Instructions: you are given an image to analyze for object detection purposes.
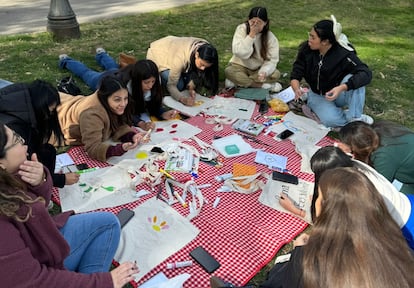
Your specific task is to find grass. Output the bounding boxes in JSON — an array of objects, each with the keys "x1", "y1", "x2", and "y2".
[{"x1": 1, "y1": 0, "x2": 412, "y2": 285}]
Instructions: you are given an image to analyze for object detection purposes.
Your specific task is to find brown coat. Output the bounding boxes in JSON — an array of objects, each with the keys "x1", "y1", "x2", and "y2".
[{"x1": 57, "y1": 92, "x2": 134, "y2": 161}]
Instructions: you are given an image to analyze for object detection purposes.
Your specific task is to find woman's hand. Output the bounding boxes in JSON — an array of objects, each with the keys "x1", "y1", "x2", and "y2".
[
  {"x1": 248, "y1": 18, "x2": 266, "y2": 37},
  {"x1": 293, "y1": 233, "x2": 310, "y2": 247},
  {"x1": 162, "y1": 110, "x2": 178, "y2": 120},
  {"x1": 18, "y1": 153, "x2": 45, "y2": 186},
  {"x1": 179, "y1": 96, "x2": 195, "y2": 106},
  {"x1": 279, "y1": 193, "x2": 305, "y2": 218},
  {"x1": 325, "y1": 83, "x2": 348, "y2": 101},
  {"x1": 139, "y1": 121, "x2": 155, "y2": 131},
  {"x1": 65, "y1": 172, "x2": 80, "y2": 185},
  {"x1": 111, "y1": 261, "x2": 139, "y2": 288}
]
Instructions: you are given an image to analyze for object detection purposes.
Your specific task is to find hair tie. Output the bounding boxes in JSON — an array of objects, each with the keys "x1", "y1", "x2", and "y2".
[{"x1": 331, "y1": 15, "x2": 354, "y2": 51}]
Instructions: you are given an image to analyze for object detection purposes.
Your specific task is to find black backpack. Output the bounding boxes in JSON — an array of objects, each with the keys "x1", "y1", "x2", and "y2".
[{"x1": 57, "y1": 76, "x2": 82, "y2": 95}]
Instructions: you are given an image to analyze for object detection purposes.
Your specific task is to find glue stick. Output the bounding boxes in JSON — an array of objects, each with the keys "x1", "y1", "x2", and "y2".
[{"x1": 166, "y1": 260, "x2": 193, "y2": 269}]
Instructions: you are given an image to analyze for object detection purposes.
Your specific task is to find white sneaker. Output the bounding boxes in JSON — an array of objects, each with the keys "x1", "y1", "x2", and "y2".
[
  {"x1": 59, "y1": 54, "x2": 69, "y2": 61},
  {"x1": 352, "y1": 114, "x2": 374, "y2": 125},
  {"x1": 262, "y1": 82, "x2": 282, "y2": 92},
  {"x1": 96, "y1": 47, "x2": 106, "y2": 54},
  {"x1": 225, "y1": 79, "x2": 235, "y2": 88}
]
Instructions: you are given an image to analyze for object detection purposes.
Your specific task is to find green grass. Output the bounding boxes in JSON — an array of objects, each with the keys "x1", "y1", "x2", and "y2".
[{"x1": 1, "y1": 0, "x2": 413, "y2": 285}]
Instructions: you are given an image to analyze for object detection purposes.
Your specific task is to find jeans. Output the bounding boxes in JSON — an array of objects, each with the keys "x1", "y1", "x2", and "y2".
[
  {"x1": 59, "y1": 52, "x2": 118, "y2": 91},
  {"x1": 307, "y1": 74, "x2": 366, "y2": 127},
  {"x1": 160, "y1": 69, "x2": 189, "y2": 91},
  {"x1": 60, "y1": 211, "x2": 121, "y2": 273},
  {"x1": 0, "y1": 79, "x2": 13, "y2": 89}
]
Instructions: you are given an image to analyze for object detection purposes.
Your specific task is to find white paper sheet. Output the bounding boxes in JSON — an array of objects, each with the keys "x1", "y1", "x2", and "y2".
[{"x1": 203, "y1": 96, "x2": 256, "y2": 119}]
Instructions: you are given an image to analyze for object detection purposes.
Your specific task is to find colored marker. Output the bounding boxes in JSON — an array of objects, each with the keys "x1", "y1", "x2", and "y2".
[
  {"x1": 143, "y1": 128, "x2": 152, "y2": 141},
  {"x1": 159, "y1": 168, "x2": 176, "y2": 180},
  {"x1": 76, "y1": 167, "x2": 98, "y2": 174}
]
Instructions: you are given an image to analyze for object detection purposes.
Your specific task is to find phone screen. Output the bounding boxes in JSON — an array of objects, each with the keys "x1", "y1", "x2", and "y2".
[
  {"x1": 190, "y1": 246, "x2": 220, "y2": 273},
  {"x1": 277, "y1": 129, "x2": 294, "y2": 140}
]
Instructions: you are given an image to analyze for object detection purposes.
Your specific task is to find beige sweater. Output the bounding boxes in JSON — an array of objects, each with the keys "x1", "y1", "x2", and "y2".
[
  {"x1": 146, "y1": 35, "x2": 207, "y2": 100},
  {"x1": 57, "y1": 92, "x2": 134, "y2": 161},
  {"x1": 229, "y1": 23, "x2": 279, "y2": 76}
]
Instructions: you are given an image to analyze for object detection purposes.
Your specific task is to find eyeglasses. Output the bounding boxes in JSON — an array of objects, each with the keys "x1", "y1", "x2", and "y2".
[{"x1": 4, "y1": 131, "x2": 25, "y2": 151}]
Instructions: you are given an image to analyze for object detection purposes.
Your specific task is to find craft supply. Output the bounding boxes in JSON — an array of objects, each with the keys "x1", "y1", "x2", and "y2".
[
  {"x1": 159, "y1": 168, "x2": 176, "y2": 180},
  {"x1": 166, "y1": 260, "x2": 193, "y2": 269},
  {"x1": 76, "y1": 167, "x2": 98, "y2": 174},
  {"x1": 197, "y1": 184, "x2": 212, "y2": 189},
  {"x1": 213, "y1": 196, "x2": 220, "y2": 208},
  {"x1": 174, "y1": 191, "x2": 188, "y2": 208},
  {"x1": 143, "y1": 128, "x2": 152, "y2": 141},
  {"x1": 214, "y1": 173, "x2": 233, "y2": 182}
]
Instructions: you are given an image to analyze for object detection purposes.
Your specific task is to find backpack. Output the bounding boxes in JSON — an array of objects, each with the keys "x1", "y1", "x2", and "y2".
[{"x1": 57, "y1": 76, "x2": 82, "y2": 95}]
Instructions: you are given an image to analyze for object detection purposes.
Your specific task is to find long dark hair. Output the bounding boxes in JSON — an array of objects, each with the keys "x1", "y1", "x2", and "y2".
[
  {"x1": 303, "y1": 167, "x2": 414, "y2": 288},
  {"x1": 0, "y1": 123, "x2": 44, "y2": 222},
  {"x1": 245, "y1": 6, "x2": 270, "y2": 60},
  {"x1": 28, "y1": 80, "x2": 64, "y2": 148},
  {"x1": 120, "y1": 59, "x2": 163, "y2": 116},
  {"x1": 310, "y1": 146, "x2": 354, "y2": 220},
  {"x1": 189, "y1": 43, "x2": 219, "y2": 94},
  {"x1": 97, "y1": 75, "x2": 132, "y2": 132}
]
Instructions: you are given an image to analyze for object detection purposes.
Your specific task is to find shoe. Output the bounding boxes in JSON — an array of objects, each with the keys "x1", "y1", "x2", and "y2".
[
  {"x1": 96, "y1": 47, "x2": 106, "y2": 54},
  {"x1": 58, "y1": 54, "x2": 69, "y2": 69},
  {"x1": 225, "y1": 79, "x2": 235, "y2": 88},
  {"x1": 59, "y1": 54, "x2": 69, "y2": 61},
  {"x1": 262, "y1": 82, "x2": 282, "y2": 93},
  {"x1": 351, "y1": 114, "x2": 374, "y2": 125}
]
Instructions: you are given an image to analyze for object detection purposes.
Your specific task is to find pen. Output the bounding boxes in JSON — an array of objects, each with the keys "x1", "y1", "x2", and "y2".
[
  {"x1": 238, "y1": 108, "x2": 248, "y2": 111},
  {"x1": 143, "y1": 128, "x2": 152, "y2": 141},
  {"x1": 76, "y1": 167, "x2": 98, "y2": 174},
  {"x1": 159, "y1": 168, "x2": 176, "y2": 180},
  {"x1": 174, "y1": 191, "x2": 188, "y2": 208}
]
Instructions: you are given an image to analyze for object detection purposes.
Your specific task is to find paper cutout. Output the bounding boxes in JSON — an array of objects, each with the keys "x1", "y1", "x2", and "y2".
[
  {"x1": 212, "y1": 134, "x2": 255, "y2": 158},
  {"x1": 114, "y1": 198, "x2": 199, "y2": 283}
]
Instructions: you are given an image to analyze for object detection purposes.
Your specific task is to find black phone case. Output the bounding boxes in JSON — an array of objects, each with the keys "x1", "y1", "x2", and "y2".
[
  {"x1": 272, "y1": 171, "x2": 299, "y2": 185},
  {"x1": 117, "y1": 208, "x2": 135, "y2": 228},
  {"x1": 190, "y1": 246, "x2": 220, "y2": 273},
  {"x1": 277, "y1": 129, "x2": 294, "y2": 140}
]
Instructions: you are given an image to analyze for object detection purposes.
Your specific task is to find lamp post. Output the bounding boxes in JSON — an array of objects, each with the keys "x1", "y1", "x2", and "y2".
[{"x1": 47, "y1": 0, "x2": 80, "y2": 41}]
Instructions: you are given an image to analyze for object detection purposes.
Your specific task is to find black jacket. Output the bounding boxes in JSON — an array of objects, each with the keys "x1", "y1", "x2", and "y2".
[
  {"x1": 290, "y1": 42, "x2": 372, "y2": 95},
  {"x1": 0, "y1": 83, "x2": 65, "y2": 188}
]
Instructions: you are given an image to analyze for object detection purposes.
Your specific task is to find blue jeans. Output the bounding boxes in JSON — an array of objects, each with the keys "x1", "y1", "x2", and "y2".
[
  {"x1": 59, "y1": 52, "x2": 118, "y2": 91},
  {"x1": 60, "y1": 211, "x2": 121, "y2": 273},
  {"x1": 0, "y1": 79, "x2": 13, "y2": 89},
  {"x1": 160, "y1": 69, "x2": 190, "y2": 91},
  {"x1": 307, "y1": 74, "x2": 366, "y2": 127}
]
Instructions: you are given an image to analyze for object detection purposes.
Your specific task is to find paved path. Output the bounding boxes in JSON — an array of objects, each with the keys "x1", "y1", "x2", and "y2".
[{"x1": 0, "y1": 0, "x2": 206, "y2": 35}]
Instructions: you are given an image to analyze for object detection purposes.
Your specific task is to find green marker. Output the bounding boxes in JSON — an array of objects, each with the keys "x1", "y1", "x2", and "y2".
[{"x1": 76, "y1": 167, "x2": 98, "y2": 174}]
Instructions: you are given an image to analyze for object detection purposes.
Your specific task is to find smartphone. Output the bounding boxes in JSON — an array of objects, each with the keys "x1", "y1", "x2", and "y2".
[
  {"x1": 258, "y1": 100, "x2": 269, "y2": 114},
  {"x1": 116, "y1": 208, "x2": 135, "y2": 228},
  {"x1": 277, "y1": 129, "x2": 294, "y2": 140},
  {"x1": 272, "y1": 171, "x2": 299, "y2": 185},
  {"x1": 190, "y1": 246, "x2": 220, "y2": 273}
]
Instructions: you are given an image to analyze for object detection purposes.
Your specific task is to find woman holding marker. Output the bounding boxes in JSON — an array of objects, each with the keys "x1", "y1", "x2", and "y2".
[{"x1": 56, "y1": 74, "x2": 149, "y2": 162}]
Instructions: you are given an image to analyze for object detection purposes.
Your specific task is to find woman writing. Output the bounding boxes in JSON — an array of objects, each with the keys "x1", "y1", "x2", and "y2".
[
  {"x1": 290, "y1": 15, "x2": 373, "y2": 128},
  {"x1": 0, "y1": 79, "x2": 79, "y2": 187},
  {"x1": 0, "y1": 123, "x2": 138, "y2": 287},
  {"x1": 59, "y1": 50, "x2": 177, "y2": 131},
  {"x1": 57, "y1": 74, "x2": 148, "y2": 162},
  {"x1": 338, "y1": 120, "x2": 414, "y2": 194},
  {"x1": 225, "y1": 6, "x2": 281, "y2": 92},
  {"x1": 146, "y1": 35, "x2": 219, "y2": 106}
]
